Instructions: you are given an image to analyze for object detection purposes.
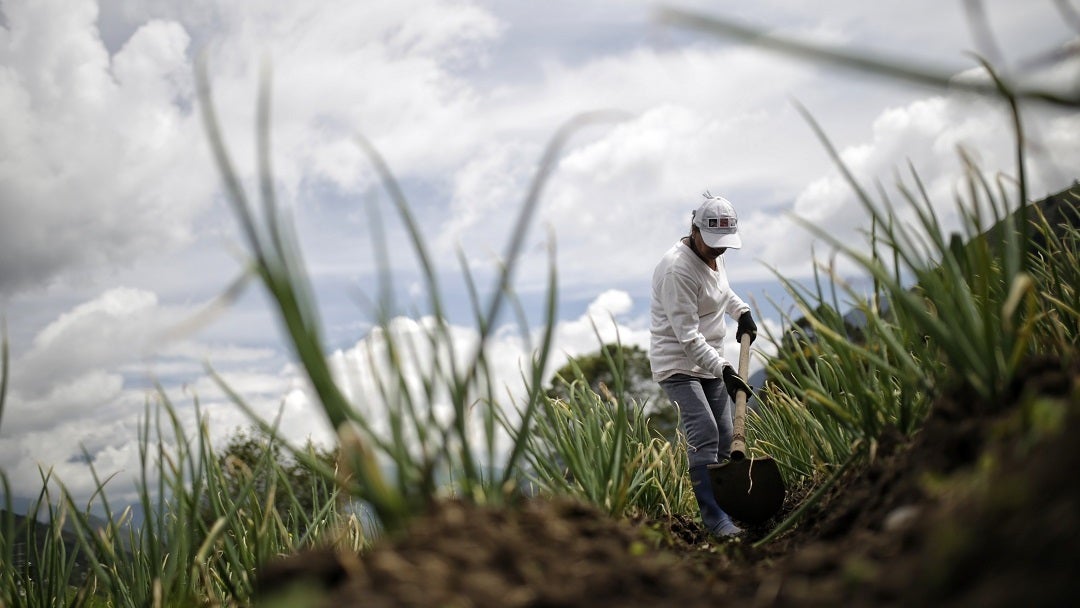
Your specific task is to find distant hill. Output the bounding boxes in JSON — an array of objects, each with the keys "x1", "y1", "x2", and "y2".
[
  {"x1": 2, "y1": 508, "x2": 91, "y2": 583},
  {"x1": 2, "y1": 504, "x2": 130, "y2": 586},
  {"x1": 1002, "y1": 183, "x2": 1080, "y2": 251}
]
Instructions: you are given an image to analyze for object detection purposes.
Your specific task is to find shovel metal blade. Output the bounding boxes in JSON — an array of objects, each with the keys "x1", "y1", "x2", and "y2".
[{"x1": 707, "y1": 457, "x2": 785, "y2": 525}]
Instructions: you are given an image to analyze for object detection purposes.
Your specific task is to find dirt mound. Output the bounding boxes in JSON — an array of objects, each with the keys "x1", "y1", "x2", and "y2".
[
  {"x1": 255, "y1": 357, "x2": 1080, "y2": 607},
  {"x1": 256, "y1": 499, "x2": 712, "y2": 607}
]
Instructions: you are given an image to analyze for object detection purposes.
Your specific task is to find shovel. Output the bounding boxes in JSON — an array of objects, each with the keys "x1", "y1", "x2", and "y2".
[{"x1": 707, "y1": 333, "x2": 785, "y2": 525}]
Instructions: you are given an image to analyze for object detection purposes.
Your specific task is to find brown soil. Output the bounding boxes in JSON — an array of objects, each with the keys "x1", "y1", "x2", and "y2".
[{"x1": 254, "y1": 357, "x2": 1080, "y2": 607}]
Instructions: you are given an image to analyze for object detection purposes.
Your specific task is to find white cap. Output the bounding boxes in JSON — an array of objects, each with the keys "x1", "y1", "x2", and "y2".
[{"x1": 692, "y1": 195, "x2": 742, "y2": 249}]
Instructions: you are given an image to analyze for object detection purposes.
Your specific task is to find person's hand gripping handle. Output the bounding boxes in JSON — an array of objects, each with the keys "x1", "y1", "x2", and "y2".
[{"x1": 727, "y1": 333, "x2": 753, "y2": 461}]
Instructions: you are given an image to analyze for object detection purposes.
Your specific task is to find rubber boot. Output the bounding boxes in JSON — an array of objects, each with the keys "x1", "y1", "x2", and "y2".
[{"x1": 689, "y1": 465, "x2": 742, "y2": 538}]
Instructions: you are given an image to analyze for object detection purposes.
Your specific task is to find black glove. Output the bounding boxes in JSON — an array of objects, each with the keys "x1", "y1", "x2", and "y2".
[
  {"x1": 722, "y1": 365, "x2": 752, "y2": 401},
  {"x1": 736, "y1": 310, "x2": 757, "y2": 344}
]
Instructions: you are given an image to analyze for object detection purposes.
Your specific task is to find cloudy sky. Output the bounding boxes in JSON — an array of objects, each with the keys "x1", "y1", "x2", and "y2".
[{"x1": 1, "y1": 0, "x2": 1077, "y2": 506}]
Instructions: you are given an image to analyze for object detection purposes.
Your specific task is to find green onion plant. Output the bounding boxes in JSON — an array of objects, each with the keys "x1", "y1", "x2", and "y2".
[{"x1": 519, "y1": 339, "x2": 694, "y2": 519}]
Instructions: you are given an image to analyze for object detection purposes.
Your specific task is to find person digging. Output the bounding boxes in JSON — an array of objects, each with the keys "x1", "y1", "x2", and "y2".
[{"x1": 648, "y1": 193, "x2": 757, "y2": 538}]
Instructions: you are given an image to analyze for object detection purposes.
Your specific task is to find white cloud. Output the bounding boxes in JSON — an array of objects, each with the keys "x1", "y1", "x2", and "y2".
[
  {"x1": 191, "y1": 0, "x2": 504, "y2": 192},
  {"x1": 0, "y1": 0, "x2": 211, "y2": 297},
  {"x1": 744, "y1": 89, "x2": 1080, "y2": 281},
  {"x1": 5, "y1": 370, "x2": 125, "y2": 435},
  {"x1": 0, "y1": 0, "x2": 507, "y2": 299},
  {"x1": 0, "y1": 285, "x2": 329, "y2": 504},
  {"x1": 14, "y1": 288, "x2": 167, "y2": 398},
  {"x1": 587, "y1": 288, "x2": 633, "y2": 317},
  {"x1": 320, "y1": 288, "x2": 648, "y2": 439},
  {"x1": 9, "y1": 0, "x2": 1073, "y2": 304},
  {"x1": 287, "y1": 289, "x2": 652, "y2": 464}
]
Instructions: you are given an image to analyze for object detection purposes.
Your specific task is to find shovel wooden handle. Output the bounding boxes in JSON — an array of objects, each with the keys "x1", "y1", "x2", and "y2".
[{"x1": 730, "y1": 333, "x2": 752, "y2": 461}]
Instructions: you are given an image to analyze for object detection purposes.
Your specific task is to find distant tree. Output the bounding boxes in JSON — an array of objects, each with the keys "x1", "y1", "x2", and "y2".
[{"x1": 202, "y1": 427, "x2": 337, "y2": 536}]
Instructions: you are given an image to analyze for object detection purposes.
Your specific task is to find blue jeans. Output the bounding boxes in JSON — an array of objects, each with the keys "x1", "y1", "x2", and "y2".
[{"x1": 658, "y1": 374, "x2": 734, "y2": 469}]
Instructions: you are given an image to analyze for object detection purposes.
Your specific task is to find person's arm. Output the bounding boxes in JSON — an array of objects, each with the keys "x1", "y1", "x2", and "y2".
[{"x1": 659, "y1": 271, "x2": 730, "y2": 378}]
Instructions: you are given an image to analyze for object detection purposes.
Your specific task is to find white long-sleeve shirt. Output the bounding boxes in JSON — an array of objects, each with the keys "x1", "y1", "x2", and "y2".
[{"x1": 649, "y1": 240, "x2": 750, "y2": 382}]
